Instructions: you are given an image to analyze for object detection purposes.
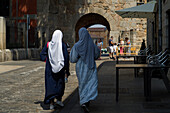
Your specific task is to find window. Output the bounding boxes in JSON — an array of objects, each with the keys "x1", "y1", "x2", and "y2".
[{"x1": 0, "y1": 0, "x2": 9, "y2": 17}]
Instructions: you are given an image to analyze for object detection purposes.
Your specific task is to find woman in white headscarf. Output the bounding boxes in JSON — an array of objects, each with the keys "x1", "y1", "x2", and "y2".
[
  {"x1": 70, "y1": 27, "x2": 100, "y2": 112},
  {"x1": 40, "y1": 30, "x2": 70, "y2": 109}
]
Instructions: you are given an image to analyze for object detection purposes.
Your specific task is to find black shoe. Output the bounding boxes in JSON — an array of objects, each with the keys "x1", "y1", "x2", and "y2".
[
  {"x1": 85, "y1": 101, "x2": 90, "y2": 107},
  {"x1": 81, "y1": 104, "x2": 89, "y2": 113}
]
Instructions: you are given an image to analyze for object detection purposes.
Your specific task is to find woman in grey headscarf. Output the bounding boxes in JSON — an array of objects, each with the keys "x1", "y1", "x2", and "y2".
[{"x1": 70, "y1": 27, "x2": 100, "y2": 112}]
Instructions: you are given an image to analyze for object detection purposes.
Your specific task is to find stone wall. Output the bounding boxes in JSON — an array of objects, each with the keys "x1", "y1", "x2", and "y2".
[
  {"x1": 0, "y1": 48, "x2": 41, "y2": 62},
  {"x1": 0, "y1": 0, "x2": 148, "y2": 62},
  {"x1": 37, "y1": 0, "x2": 49, "y2": 49},
  {"x1": 37, "y1": 0, "x2": 147, "y2": 47},
  {"x1": 0, "y1": 16, "x2": 41, "y2": 62}
]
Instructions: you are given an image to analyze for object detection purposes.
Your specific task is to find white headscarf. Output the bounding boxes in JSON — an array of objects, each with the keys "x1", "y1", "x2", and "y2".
[{"x1": 48, "y1": 30, "x2": 64, "y2": 73}]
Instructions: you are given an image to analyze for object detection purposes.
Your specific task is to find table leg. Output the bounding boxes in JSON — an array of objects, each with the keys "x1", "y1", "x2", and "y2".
[
  {"x1": 147, "y1": 71, "x2": 151, "y2": 101},
  {"x1": 134, "y1": 57, "x2": 137, "y2": 77},
  {"x1": 134, "y1": 56, "x2": 136, "y2": 64},
  {"x1": 116, "y1": 67, "x2": 119, "y2": 102},
  {"x1": 143, "y1": 68, "x2": 147, "y2": 97},
  {"x1": 116, "y1": 57, "x2": 119, "y2": 64},
  {"x1": 144, "y1": 68, "x2": 151, "y2": 101}
]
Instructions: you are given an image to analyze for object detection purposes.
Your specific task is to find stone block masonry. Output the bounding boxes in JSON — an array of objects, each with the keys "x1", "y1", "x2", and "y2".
[
  {"x1": 39, "y1": 0, "x2": 147, "y2": 47},
  {"x1": 0, "y1": 48, "x2": 41, "y2": 62}
]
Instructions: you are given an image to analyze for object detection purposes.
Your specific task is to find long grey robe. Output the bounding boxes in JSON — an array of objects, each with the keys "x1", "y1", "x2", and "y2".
[{"x1": 70, "y1": 44, "x2": 100, "y2": 105}]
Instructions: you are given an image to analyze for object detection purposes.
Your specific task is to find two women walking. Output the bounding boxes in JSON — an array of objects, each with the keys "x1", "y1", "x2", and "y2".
[{"x1": 40, "y1": 27, "x2": 100, "y2": 112}]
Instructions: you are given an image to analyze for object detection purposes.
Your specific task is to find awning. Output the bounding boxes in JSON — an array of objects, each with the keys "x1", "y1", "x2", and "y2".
[{"x1": 115, "y1": 1, "x2": 157, "y2": 19}]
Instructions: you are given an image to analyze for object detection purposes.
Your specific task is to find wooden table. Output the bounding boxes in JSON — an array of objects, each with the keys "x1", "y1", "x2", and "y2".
[
  {"x1": 116, "y1": 55, "x2": 147, "y2": 64},
  {"x1": 116, "y1": 55, "x2": 147, "y2": 77},
  {"x1": 115, "y1": 64, "x2": 170, "y2": 102}
]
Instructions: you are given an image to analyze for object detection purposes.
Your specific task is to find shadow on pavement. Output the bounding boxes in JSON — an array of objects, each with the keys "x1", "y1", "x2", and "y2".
[
  {"x1": 56, "y1": 61, "x2": 109, "y2": 113},
  {"x1": 34, "y1": 101, "x2": 51, "y2": 110}
]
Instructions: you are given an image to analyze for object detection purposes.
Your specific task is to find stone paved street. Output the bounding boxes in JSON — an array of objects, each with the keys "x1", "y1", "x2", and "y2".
[
  {"x1": 0, "y1": 59, "x2": 77, "y2": 113},
  {"x1": 1, "y1": 56, "x2": 170, "y2": 113},
  {"x1": 0, "y1": 57, "x2": 105, "y2": 113}
]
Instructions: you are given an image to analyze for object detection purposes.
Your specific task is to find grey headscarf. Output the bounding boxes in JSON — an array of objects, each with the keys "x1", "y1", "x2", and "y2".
[{"x1": 74, "y1": 27, "x2": 95, "y2": 69}]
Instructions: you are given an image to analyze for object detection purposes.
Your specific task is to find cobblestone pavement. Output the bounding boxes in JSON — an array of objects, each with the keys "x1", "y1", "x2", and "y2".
[
  {"x1": 0, "y1": 56, "x2": 109, "y2": 113},
  {"x1": 2, "y1": 56, "x2": 170, "y2": 113}
]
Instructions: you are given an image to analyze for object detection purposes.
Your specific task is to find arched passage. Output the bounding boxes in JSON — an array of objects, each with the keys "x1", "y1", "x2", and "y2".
[{"x1": 75, "y1": 13, "x2": 110, "y2": 42}]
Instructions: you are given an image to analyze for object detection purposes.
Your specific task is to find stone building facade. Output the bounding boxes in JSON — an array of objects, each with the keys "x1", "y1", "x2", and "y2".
[
  {"x1": 37, "y1": 0, "x2": 147, "y2": 48},
  {"x1": 147, "y1": 0, "x2": 170, "y2": 53},
  {"x1": 0, "y1": 0, "x2": 39, "y2": 61},
  {"x1": 0, "y1": 0, "x2": 148, "y2": 61},
  {"x1": 0, "y1": 0, "x2": 38, "y2": 49}
]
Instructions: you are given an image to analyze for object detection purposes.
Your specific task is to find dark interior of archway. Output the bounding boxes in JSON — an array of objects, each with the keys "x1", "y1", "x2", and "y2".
[{"x1": 75, "y1": 13, "x2": 110, "y2": 42}]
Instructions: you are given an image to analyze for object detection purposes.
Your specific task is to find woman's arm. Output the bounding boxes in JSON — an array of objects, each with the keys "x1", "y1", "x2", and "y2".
[
  {"x1": 40, "y1": 43, "x2": 48, "y2": 61},
  {"x1": 62, "y1": 42, "x2": 70, "y2": 76},
  {"x1": 70, "y1": 46, "x2": 79, "y2": 63},
  {"x1": 94, "y1": 44, "x2": 100, "y2": 60}
]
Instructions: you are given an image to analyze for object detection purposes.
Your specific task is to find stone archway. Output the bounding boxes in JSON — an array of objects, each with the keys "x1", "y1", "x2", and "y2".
[
  {"x1": 40, "y1": 0, "x2": 147, "y2": 47},
  {"x1": 75, "y1": 13, "x2": 110, "y2": 42}
]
